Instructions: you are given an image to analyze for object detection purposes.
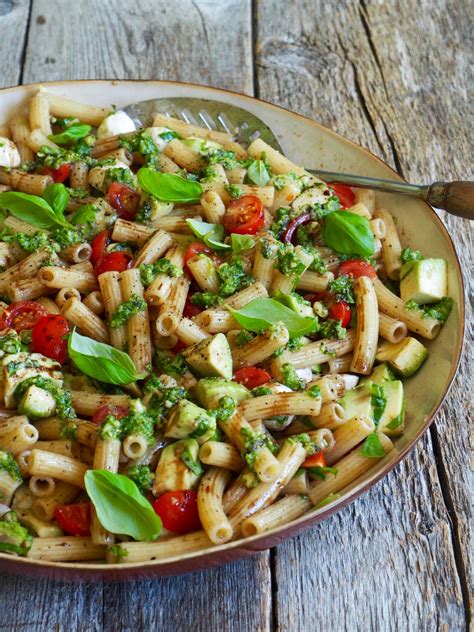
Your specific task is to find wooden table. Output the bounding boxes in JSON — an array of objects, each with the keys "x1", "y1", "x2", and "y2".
[{"x1": 0, "y1": 1, "x2": 471, "y2": 630}]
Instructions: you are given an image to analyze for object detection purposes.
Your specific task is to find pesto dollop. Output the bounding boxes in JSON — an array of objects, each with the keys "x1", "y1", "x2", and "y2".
[{"x1": 110, "y1": 294, "x2": 147, "y2": 328}]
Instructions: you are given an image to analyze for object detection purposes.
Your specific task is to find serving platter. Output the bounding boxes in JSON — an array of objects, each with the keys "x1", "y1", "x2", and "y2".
[{"x1": 0, "y1": 80, "x2": 464, "y2": 581}]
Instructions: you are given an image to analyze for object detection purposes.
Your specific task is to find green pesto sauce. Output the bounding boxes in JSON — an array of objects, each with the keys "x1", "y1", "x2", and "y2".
[
  {"x1": 99, "y1": 415, "x2": 123, "y2": 441},
  {"x1": 277, "y1": 243, "x2": 307, "y2": 277},
  {"x1": 13, "y1": 376, "x2": 76, "y2": 421},
  {"x1": 139, "y1": 259, "x2": 182, "y2": 286},
  {"x1": 0, "y1": 450, "x2": 22, "y2": 482},
  {"x1": 240, "y1": 426, "x2": 278, "y2": 471},
  {"x1": 108, "y1": 544, "x2": 129, "y2": 561},
  {"x1": 127, "y1": 464, "x2": 154, "y2": 494},
  {"x1": 180, "y1": 445, "x2": 203, "y2": 476},
  {"x1": 155, "y1": 350, "x2": 187, "y2": 377},
  {"x1": 0, "y1": 512, "x2": 32, "y2": 556},
  {"x1": 110, "y1": 294, "x2": 147, "y2": 328},
  {"x1": 280, "y1": 363, "x2": 305, "y2": 391},
  {"x1": 318, "y1": 318, "x2": 347, "y2": 340},
  {"x1": 0, "y1": 333, "x2": 22, "y2": 355},
  {"x1": 224, "y1": 184, "x2": 243, "y2": 199},
  {"x1": 210, "y1": 396, "x2": 236, "y2": 423},
  {"x1": 329, "y1": 274, "x2": 355, "y2": 304}
]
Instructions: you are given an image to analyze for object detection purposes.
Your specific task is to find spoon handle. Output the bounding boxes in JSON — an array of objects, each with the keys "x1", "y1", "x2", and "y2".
[{"x1": 308, "y1": 170, "x2": 474, "y2": 220}]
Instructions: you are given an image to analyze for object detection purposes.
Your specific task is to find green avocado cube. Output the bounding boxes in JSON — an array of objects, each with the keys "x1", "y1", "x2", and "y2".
[{"x1": 400, "y1": 258, "x2": 447, "y2": 304}]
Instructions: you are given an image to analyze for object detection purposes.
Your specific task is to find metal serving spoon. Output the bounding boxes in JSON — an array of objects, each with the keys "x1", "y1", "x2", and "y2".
[{"x1": 124, "y1": 97, "x2": 473, "y2": 220}]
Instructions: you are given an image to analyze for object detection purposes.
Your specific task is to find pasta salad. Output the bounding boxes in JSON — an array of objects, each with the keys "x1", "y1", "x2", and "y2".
[{"x1": 0, "y1": 89, "x2": 453, "y2": 564}]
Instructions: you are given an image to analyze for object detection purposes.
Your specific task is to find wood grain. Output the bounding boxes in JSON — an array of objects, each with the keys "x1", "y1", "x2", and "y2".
[
  {"x1": 0, "y1": 0, "x2": 31, "y2": 88},
  {"x1": 23, "y1": 0, "x2": 254, "y2": 94},
  {"x1": 255, "y1": 0, "x2": 472, "y2": 628}
]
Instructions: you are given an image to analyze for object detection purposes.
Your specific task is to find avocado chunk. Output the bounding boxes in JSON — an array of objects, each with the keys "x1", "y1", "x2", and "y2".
[
  {"x1": 195, "y1": 377, "x2": 251, "y2": 409},
  {"x1": 164, "y1": 400, "x2": 216, "y2": 444},
  {"x1": 18, "y1": 385, "x2": 56, "y2": 419},
  {"x1": 275, "y1": 292, "x2": 314, "y2": 317},
  {"x1": 376, "y1": 381, "x2": 405, "y2": 436},
  {"x1": 0, "y1": 511, "x2": 32, "y2": 556},
  {"x1": 153, "y1": 439, "x2": 202, "y2": 496},
  {"x1": 400, "y1": 258, "x2": 447, "y2": 304},
  {"x1": 339, "y1": 382, "x2": 373, "y2": 419},
  {"x1": 360, "y1": 363, "x2": 396, "y2": 387},
  {"x1": 182, "y1": 333, "x2": 233, "y2": 379},
  {"x1": 376, "y1": 337, "x2": 428, "y2": 378}
]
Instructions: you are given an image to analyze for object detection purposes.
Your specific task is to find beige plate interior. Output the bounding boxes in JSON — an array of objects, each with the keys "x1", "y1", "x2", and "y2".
[{"x1": 0, "y1": 80, "x2": 465, "y2": 580}]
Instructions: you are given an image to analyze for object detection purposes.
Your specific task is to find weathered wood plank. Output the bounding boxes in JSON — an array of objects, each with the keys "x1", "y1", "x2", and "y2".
[
  {"x1": 0, "y1": 2, "x2": 271, "y2": 632},
  {"x1": 255, "y1": 0, "x2": 471, "y2": 628},
  {"x1": 22, "y1": 0, "x2": 254, "y2": 94},
  {"x1": 0, "y1": 0, "x2": 31, "y2": 89}
]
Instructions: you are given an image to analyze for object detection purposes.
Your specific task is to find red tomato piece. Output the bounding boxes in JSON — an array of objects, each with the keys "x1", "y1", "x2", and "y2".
[
  {"x1": 95, "y1": 252, "x2": 132, "y2": 276},
  {"x1": 302, "y1": 451, "x2": 327, "y2": 469},
  {"x1": 234, "y1": 367, "x2": 272, "y2": 389},
  {"x1": 223, "y1": 195, "x2": 264, "y2": 235},
  {"x1": 152, "y1": 490, "x2": 201, "y2": 534},
  {"x1": 91, "y1": 404, "x2": 129, "y2": 426},
  {"x1": 338, "y1": 259, "x2": 377, "y2": 279},
  {"x1": 183, "y1": 293, "x2": 203, "y2": 318},
  {"x1": 183, "y1": 242, "x2": 212, "y2": 269},
  {"x1": 328, "y1": 182, "x2": 355, "y2": 210},
  {"x1": 171, "y1": 340, "x2": 188, "y2": 355},
  {"x1": 107, "y1": 182, "x2": 140, "y2": 220},
  {"x1": 329, "y1": 301, "x2": 352, "y2": 327},
  {"x1": 40, "y1": 163, "x2": 72, "y2": 183},
  {"x1": 30, "y1": 314, "x2": 70, "y2": 363},
  {"x1": 54, "y1": 503, "x2": 91, "y2": 536},
  {"x1": 304, "y1": 291, "x2": 330, "y2": 304},
  {"x1": 90, "y1": 230, "x2": 111, "y2": 266},
  {"x1": 0, "y1": 301, "x2": 48, "y2": 332}
]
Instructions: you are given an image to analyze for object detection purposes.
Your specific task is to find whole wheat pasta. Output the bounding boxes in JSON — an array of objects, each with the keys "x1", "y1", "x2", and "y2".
[
  {"x1": 83, "y1": 291, "x2": 105, "y2": 316},
  {"x1": 232, "y1": 324, "x2": 289, "y2": 368},
  {"x1": 7, "y1": 277, "x2": 51, "y2": 302},
  {"x1": 350, "y1": 276, "x2": 379, "y2": 375},
  {"x1": 28, "y1": 536, "x2": 106, "y2": 562},
  {"x1": 90, "y1": 436, "x2": 121, "y2": 545},
  {"x1": 282, "y1": 471, "x2": 309, "y2": 496},
  {"x1": 34, "y1": 440, "x2": 74, "y2": 459},
  {"x1": 325, "y1": 415, "x2": 376, "y2": 466},
  {"x1": 164, "y1": 139, "x2": 203, "y2": 171},
  {"x1": 55, "y1": 287, "x2": 81, "y2": 308},
  {"x1": 175, "y1": 318, "x2": 209, "y2": 345},
  {"x1": 98, "y1": 271, "x2": 126, "y2": 351},
  {"x1": 241, "y1": 494, "x2": 312, "y2": 537},
  {"x1": 296, "y1": 270, "x2": 334, "y2": 292},
  {"x1": 375, "y1": 208, "x2": 403, "y2": 280},
  {"x1": 112, "y1": 219, "x2": 155, "y2": 244},
  {"x1": 36, "y1": 296, "x2": 61, "y2": 314},
  {"x1": 187, "y1": 254, "x2": 220, "y2": 292},
  {"x1": 327, "y1": 354, "x2": 353, "y2": 374},
  {"x1": 370, "y1": 218, "x2": 386, "y2": 240},
  {"x1": 29, "y1": 476, "x2": 56, "y2": 498},
  {"x1": 354, "y1": 189, "x2": 376, "y2": 215},
  {"x1": 27, "y1": 450, "x2": 88, "y2": 489},
  {"x1": 32, "y1": 482, "x2": 79, "y2": 522},
  {"x1": 40, "y1": 88, "x2": 109, "y2": 126},
  {"x1": 252, "y1": 235, "x2": 279, "y2": 289},
  {"x1": 70, "y1": 161, "x2": 89, "y2": 190},
  {"x1": 199, "y1": 441, "x2": 244, "y2": 472},
  {"x1": 39, "y1": 267, "x2": 98, "y2": 293},
  {"x1": 144, "y1": 244, "x2": 185, "y2": 306},
  {"x1": 0, "y1": 422, "x2": 38, "y2": 455},
  {"x1": 61, "y1": 297, "x2": 110, "y2": 343},
  {"x1": 70, "y1": 392, "x2": 129, "y2": 418},
  {"x1": 9, "y1": 115, "x2": 34, "y2": 162},
  {"x1": 29, "y1": 92, "x2": 53, "y2": 136},
  {"x1": 120, "y1": 268, "x2": 152, "y2": 373},
  {"x1": 106, "y1": 531, "x2": 213, "y2": 564},
  {"x1": 61, "y1": 242, "x2": 92, "y2": 264},
  {"x1": 133, "y1": 230, "x2": 173, "y2": 268},
  {"x1": 197, "y1": 467, "x2": 233, "y2": 544},
  {"x1": 306, "y1": 401, "x2": 346, "y2": 430},
  {"x1": 378, "y1": 312, "x2": 408, "y2": 344},
  {"x1": 0, "y1": 169, "x2": 53, "y2": 195},
  {"x1": 201, "y1": 190, "x2": 226, "y2": 223}
]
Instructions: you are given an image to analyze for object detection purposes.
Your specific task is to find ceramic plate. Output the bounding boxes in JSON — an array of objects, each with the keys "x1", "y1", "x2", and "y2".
[{"x1": 0, "y1": 80, "x2": 465, "y2": 581}]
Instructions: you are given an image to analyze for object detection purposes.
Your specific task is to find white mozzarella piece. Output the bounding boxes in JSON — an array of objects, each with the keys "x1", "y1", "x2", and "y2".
[{"x1": 97, "y1": 111, "x2": 136, "y2": 139}]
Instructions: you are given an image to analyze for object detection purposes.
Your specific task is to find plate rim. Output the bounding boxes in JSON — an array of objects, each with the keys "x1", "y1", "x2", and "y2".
[{"x1": 0, "y1": 78, "x2": 466, "y2": 579}]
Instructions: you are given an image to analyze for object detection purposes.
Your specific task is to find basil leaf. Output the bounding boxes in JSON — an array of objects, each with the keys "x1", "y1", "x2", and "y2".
[
  {"x1": 247, "y1": 159, "x2": 270, "y2": 186},
  {"x1": 49, "y1": 123, "x2": 92, "y2": 145},
  {"x1": 42, "y1": 183, "x2": 69, "y2": 219},
  {"x1": 85, "y1": 470, "x2": 162, "y2": 541},
  {"x1": 231, "y1": 233, "x2": 255, "y2": 254},
  {"x1": 71, "y1": 203, "x2": 98, "y2": 225},
  {"x1": 137, "y1": 168, "x2": 203, "y2": 203},
  {"x1": 322, "y1": 211, "x2": 374, "y2": 257},
  {"x1": 186, "y1": 218, "x2": 231, "y2": 251},
  {"x1": 68, "y1": 329, "x2": 147, "y2": 385},
  {"x1": 0, "y1": 191, "x2": 70, "y2": 230},
  {"x1": 229, "y1": 298, "x2": 318, "y2": 337},
  {"x1": 360, "y1": 433, "x2": 385, "y2": 458}
]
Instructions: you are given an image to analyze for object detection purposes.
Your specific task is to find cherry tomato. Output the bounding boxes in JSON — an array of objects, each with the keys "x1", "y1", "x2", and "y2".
[
  {"x1": 152, "y1": 490, "x2": 201, "y2": 534},
  {"x1": 90, "y1": 230, "x2": 111, "y2": 266},
  {"x1": 95, "y1": 251, "x2": 132, "y2": 276},
  {"x1": 30, "y1": 314, "x2": 70, "y2": 363},
  {"x1": 328, "y1": 182, "x2": 355, "y2": 210},
  {"x1": 302, "y1": 451, "x2": 327, "y2": 469},
  {"x1": 223, "y1": 195, "x2": 264, "y2": 235},
  {"x1": 304, "y1": 292, "x2": 330, "y2": 304},
  {"x1": 338, "y1": 259, "x2": 377, "y2": 280},
  {"x1": 329, "y1": 301, "x2": 352, "y2": 327},
  {"x1": 91, "y1": 404, "x2": 129, "y2": 426},
  {"x1": 40, "y1": 163, "x2": 72, "y2": 183},
  {"x1": 183, "y1": 293, "x2": 203, "y2": 318},
  {"x1": 183, "y1": 242, "x2": 212, "y2": 269},
  {"x1": 54, "y1": 503, "x2": 91, "y2": 536},
  {"x1": 171, "y1": 340, "x2": 188, "y2": 355},
  {"x1": 234, "y1": 367, "x2": 272, "y2": 389},
  {"x1": 107, "y1": 182, "x2": 141, "y2": 220},
  {"x1": 0, "y1": 301, "x2": 48, "y2": 332}
]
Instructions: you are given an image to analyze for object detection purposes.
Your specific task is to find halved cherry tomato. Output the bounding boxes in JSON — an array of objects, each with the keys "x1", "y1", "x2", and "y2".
[
  {"x1": 223, "y1": 195, "x2": 264, "y2": 235},
  {"x1": 152, "y1": 490, "x2": 201, "y2": 534},
  {"x1": 90, "y1": 230, "x2": 111, "y2": 266},
  {"x1": 95, "y1": 251, "x2": 132, "y2": 276},
  {"x1": 0, "y1": 301, "x2": 47, "y2": 332},
  {"x1": 107, "y1": 182, "x2": 140, "y2": 220},
  {"x1": 302, "y1": 451, "x2": 327, "y2": 469},
  {"x1": 234, "y1": 367, "x2": 271, "y2": 389},
  {"x1": 91, "y1": 404, "x2": 129, "y2": 426},
  {"x1": 40, "y1": 163, "x2": 72, "y2": 183},
  {"x1": 338, "y1": 259, "x2": 377, "y2": 279},
  {"x1": 54, "y1": 503, "x2": 91, "y2": 536},
  {"x1": 30, "y1": 314, "x2": 69, "y2": 363},
  {"x1": 328, "y1": 182, "x2": 355, "y2": 210},
  {"x1": 183, "y1": 242, "x2": 212, "y2": 269},
  {"x1": 329, "y1": 301, "x2": 352, "y2": 327}
]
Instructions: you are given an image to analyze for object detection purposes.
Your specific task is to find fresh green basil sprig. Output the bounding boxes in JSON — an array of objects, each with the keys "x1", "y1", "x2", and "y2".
[
  {"x1": 49, "y1": 123, "x2": 92, "y2": 145},
  {"x1": 85, "y1": 470, "x2": 162, "y2": 541},
  {"x1": 247, "y1": 159, "x2": 270, "y2": 186},
  {"x1": 360, "y1": 433, "x2": 385, "y2": 458},
  {"x1": 0, "y1": 183, "x2": 72, "y2": 230},
  {"x1": 137, "y1": 168, "x2": 203, "y2": 203},
  {"x1": 186, "y1": 218, "x2": 230, "y2": 251},
  {"x1": 229, "y1": 297, "x2": 318, "y2": 338},
  {"x1": 322, "y1": 211, "x2": 374, "y2": 258},
  {"x1": 68, "y1": 329, "x2": 147, "y2": 385}
]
